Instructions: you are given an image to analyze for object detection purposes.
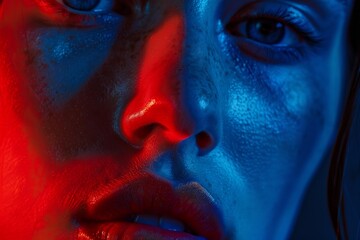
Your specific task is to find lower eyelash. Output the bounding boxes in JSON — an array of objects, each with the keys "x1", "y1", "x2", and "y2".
[{"x1": 237, "y1": 38, "x2": 306, "y2": 64}]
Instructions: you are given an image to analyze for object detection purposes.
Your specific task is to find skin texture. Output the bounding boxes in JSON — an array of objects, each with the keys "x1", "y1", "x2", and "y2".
[{"x1": 0, "y1": 0, "x2": 355, "y2": 239}]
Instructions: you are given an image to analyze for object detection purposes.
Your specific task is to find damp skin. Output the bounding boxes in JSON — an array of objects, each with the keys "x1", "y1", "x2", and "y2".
[{"x1": 0, "y1": 0, "x2": 354, "y2": 239}]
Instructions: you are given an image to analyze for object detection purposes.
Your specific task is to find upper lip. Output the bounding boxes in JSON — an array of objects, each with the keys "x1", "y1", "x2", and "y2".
[{"x1": 77, "y1": 173, "x2": 225, "y2": 240}]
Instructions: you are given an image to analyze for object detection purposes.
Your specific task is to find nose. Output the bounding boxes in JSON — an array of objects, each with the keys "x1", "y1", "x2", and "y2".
[{"x1": 121, "y1": 13, "x2": 218, "y2": 152}]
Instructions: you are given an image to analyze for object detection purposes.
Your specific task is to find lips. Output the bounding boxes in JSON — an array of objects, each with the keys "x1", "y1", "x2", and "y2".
[{"x1": 76, "y1": 173, "x2": 224, "y2": 240}]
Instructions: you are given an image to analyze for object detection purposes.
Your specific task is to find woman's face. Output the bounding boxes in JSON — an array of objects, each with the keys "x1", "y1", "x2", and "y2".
[{"x1": 0, "y1": 0, "x2": 353, "y2": 239}]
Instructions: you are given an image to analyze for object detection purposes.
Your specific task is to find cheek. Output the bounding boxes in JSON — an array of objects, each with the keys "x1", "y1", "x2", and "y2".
[
  {"x1": 225, "y1": 59, "x2": 326, "y2": 161},
  {"x1": 203, "y1": 56, "x2": 336, "y2": 238},
  {"x1": 25, "y1": 25, "x2": 119, "y2": 107},
  {"x1": 0, "y1": 120, "x2": 51, "y2": 237},
  {"x1": 217, "y1": 58, "x2": 331, "y2": 203}
]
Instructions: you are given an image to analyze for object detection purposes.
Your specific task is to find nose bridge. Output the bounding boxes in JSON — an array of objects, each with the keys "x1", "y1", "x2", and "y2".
[
  {"x1": 121, "y1": 13, "x2": 191, "y2": 145},
  {"x1": 182, "y1": 34, "x2": 220, "y2": 132},
  {"x1": 181, "y1": 4, "x2": 221, "y2": 139},
  {"x1": 138, "y1": 13, "x2": 184, "y2": 92},
  {"x1": 121, "y1": 8, "x2": 220, "y2": 150}
]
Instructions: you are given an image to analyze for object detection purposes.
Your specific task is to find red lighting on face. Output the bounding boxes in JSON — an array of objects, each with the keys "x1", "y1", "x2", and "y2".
[
  {"x1": 0, "y1": 5, "x2": 219, "y2": 239},
  {"x1": 122, "y1": 13, "x2": 192, "y2": 148}
]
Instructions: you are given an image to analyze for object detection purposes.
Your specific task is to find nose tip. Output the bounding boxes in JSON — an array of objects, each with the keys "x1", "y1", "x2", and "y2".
[
  {"x1": 121, "y1": 97, "x2": 191, "y2": 147},
  {"x1": 121, "y1": 96, "x2": 216, "y2": 152},
  {"x1": 119, "y1": 12, "x2": 218, "y2": 152}
]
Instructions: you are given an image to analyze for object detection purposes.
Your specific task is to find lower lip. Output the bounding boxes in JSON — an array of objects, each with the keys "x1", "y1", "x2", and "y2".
[{"x1": 78, "y1": 222, "x2": 205, "y2": 240}]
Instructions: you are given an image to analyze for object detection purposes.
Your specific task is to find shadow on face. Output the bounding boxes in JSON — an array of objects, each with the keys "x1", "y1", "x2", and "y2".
[{"x1": 0, "y1": 0, "x2": 355, "y2": 239}]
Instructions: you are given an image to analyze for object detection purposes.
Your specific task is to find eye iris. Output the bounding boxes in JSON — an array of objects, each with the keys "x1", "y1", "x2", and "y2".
[
  {"x1": 246, "y1": 19, "x2": 285, "y2": 44},
  {"x1": 63, "y1": 0, "x2": 100, "y2": 11}
]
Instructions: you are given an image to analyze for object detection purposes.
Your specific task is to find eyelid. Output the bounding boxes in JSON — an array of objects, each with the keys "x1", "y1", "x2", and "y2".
[
  {"x1": 56, "y1": 0, "x2": 115, "y2": 14},
  {"x1": 223, "y1": 2, "x2": 319, "y2": 29},
  {"x1": 219, "y1": 2, "x2": 326, "y2": 64},
  {"x1": 229, "y1": 19, "x2": 299, "y2": 47},
  {"x1": 226, "y1": 3, "x2": 323, "y2": 46}
]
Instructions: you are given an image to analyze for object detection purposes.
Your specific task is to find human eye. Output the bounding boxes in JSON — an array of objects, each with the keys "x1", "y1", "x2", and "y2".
[
  {"x1": 225, "y1": 3, "x2": 323, "y2": 64},
  {"x1": 56, "y1": 0, "x2": 114, "y2": 14},
  {"x1": 34, "y1": 0, "x2": 130, "y2": 27}
]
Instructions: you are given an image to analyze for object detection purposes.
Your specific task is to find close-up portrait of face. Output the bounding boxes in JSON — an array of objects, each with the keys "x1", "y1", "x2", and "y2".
[{"x1": 0, "y1": 0, "x2": 359, "y2": 239}]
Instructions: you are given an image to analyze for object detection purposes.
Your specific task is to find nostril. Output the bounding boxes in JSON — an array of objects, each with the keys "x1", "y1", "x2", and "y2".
[
  {"x1": 133, "y1": 123, "x2": 158, "y2": 144},
  {"x1": 195, "y1": 131, "x2": 213, "y2": 150}
]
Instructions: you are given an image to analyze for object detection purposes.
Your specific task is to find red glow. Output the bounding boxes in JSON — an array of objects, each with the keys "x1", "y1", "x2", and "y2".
[
  {"x1": 0, "y1": 6, "x2": 198, "y2": 240},
  {"x1": 122, "y1": 13, "x2": 191, "y2": 147}
]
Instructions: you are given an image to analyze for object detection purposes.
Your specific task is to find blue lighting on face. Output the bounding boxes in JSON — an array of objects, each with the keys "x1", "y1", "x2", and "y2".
[
  {"x1": 63, "y1": 0, "x2": 100, "y2": 11},
  {"x1": 27, "y1": 14, "x2": 122, "y2": 106},
  {"x1": 0, "y1": 0, "x2": 355, "y2": 239}
]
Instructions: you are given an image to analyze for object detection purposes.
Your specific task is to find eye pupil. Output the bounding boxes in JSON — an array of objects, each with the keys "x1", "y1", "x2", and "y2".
[
  {"x1": 246, "y1": 19, "x2": 285, "y2": 44},
  {"x1": 63, "y1": 0, "x2": 100, "y2": 11}
]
